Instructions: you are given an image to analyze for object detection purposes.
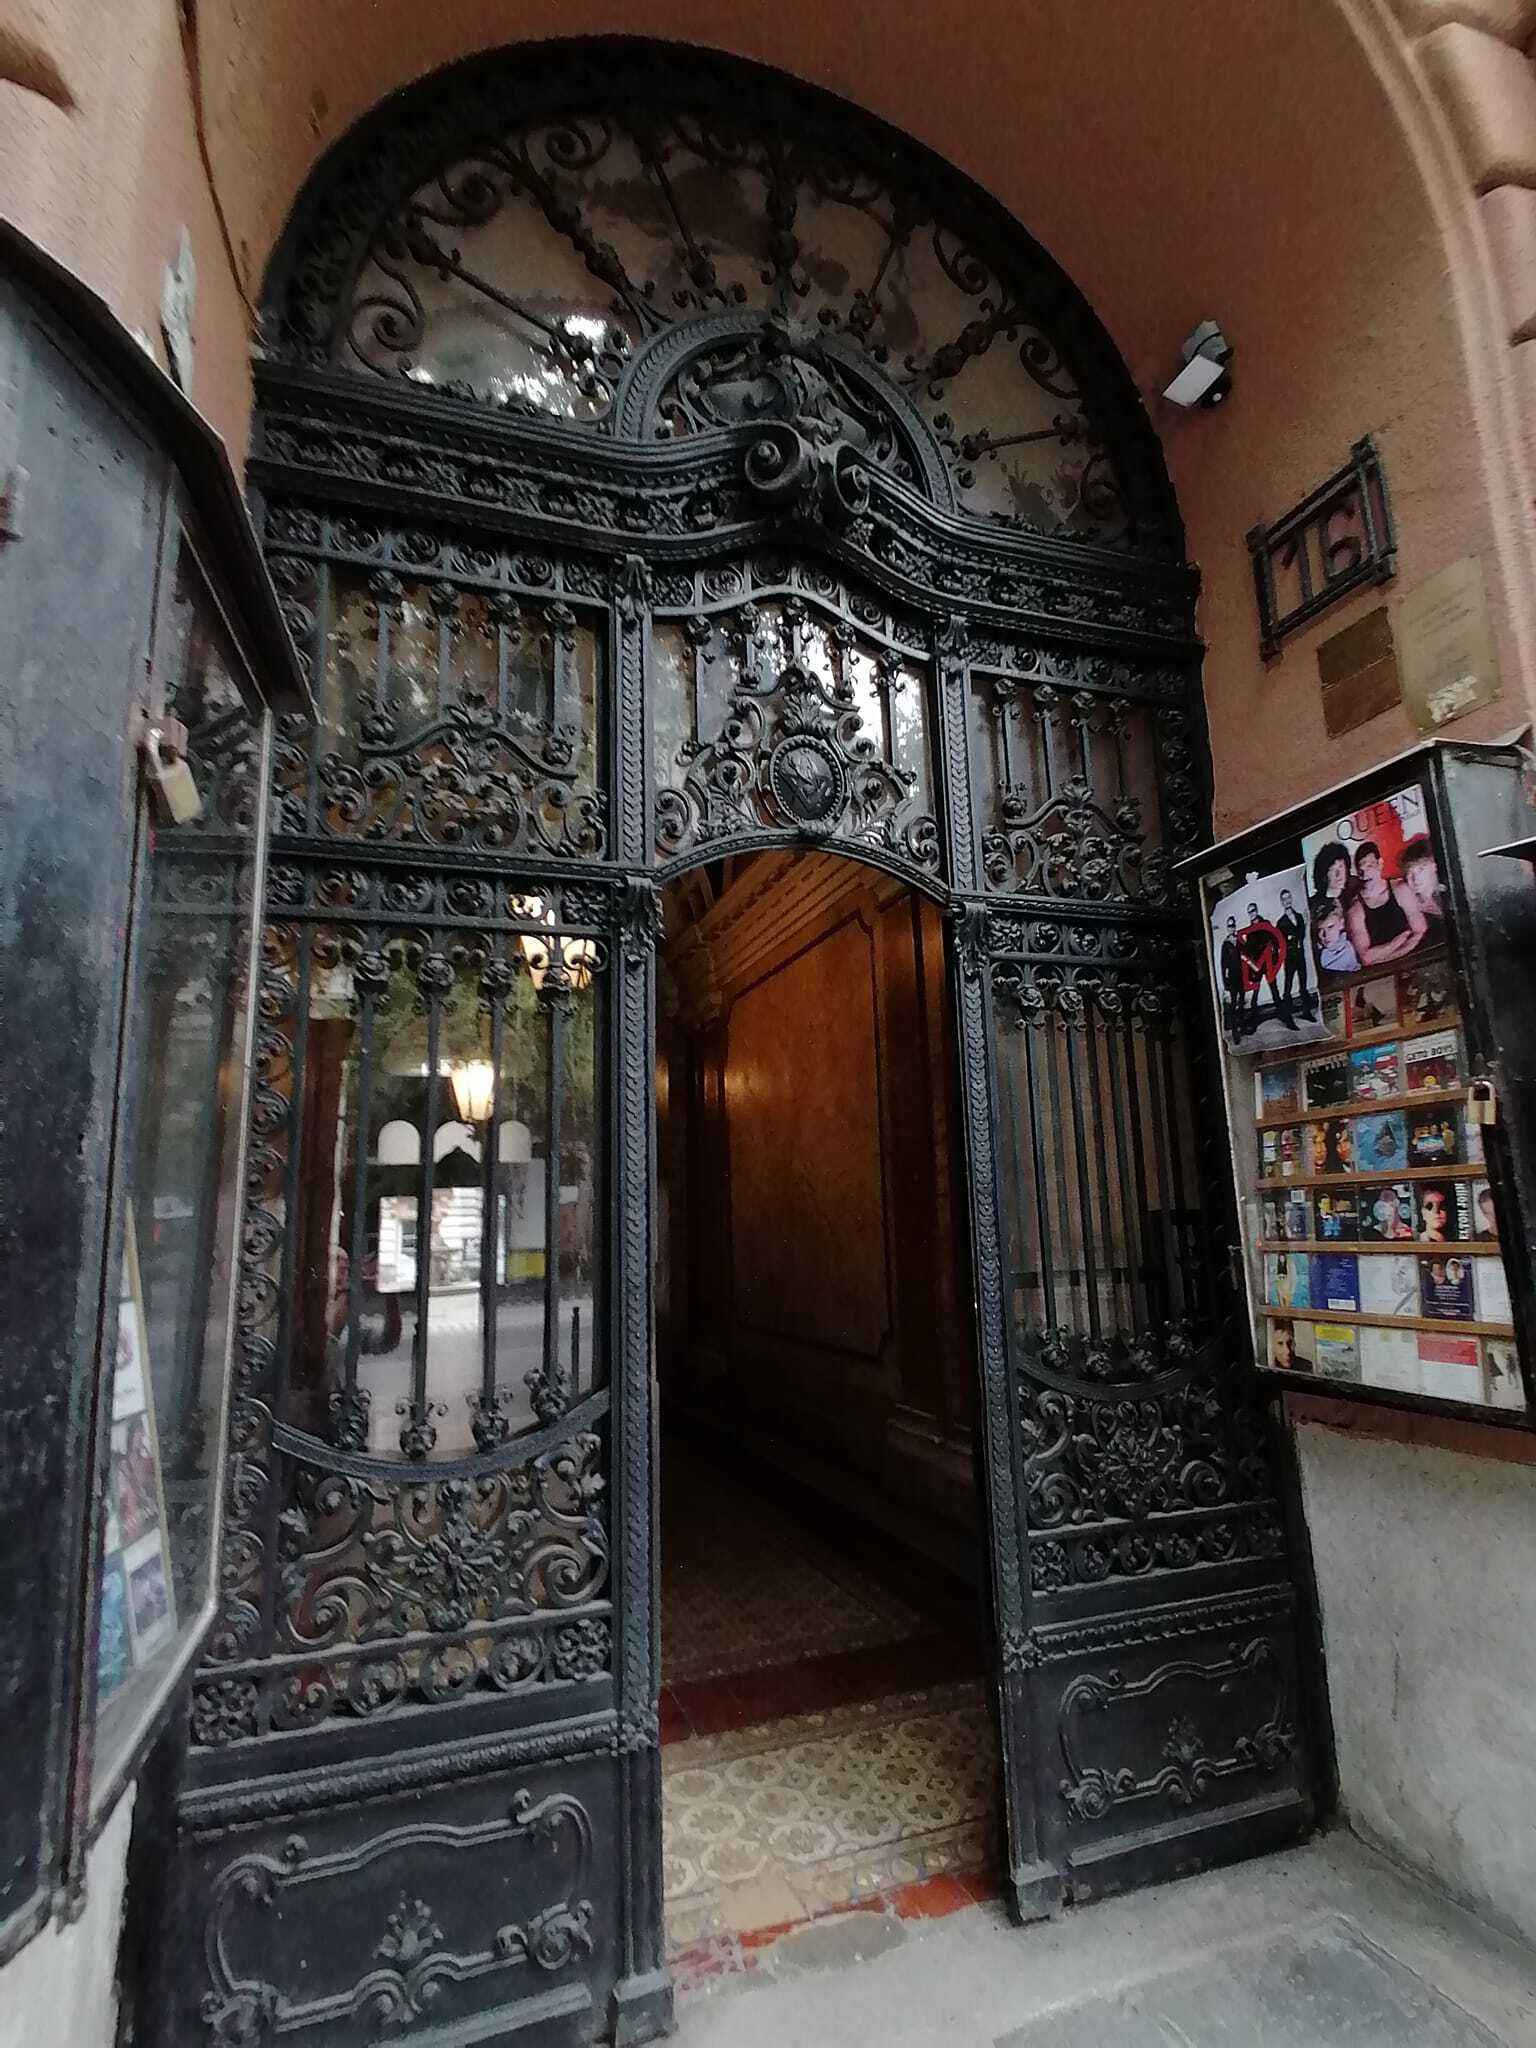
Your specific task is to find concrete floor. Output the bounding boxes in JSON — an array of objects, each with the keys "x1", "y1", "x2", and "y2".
[{"x1": 670, "y1": 1829, "x2": 1536, "y2": 2047}]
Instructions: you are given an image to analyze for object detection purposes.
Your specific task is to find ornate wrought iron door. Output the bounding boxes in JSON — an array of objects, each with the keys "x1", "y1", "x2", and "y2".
[{"x1": 149, "y1": 43, "x2": 1315, "y2": 2048}]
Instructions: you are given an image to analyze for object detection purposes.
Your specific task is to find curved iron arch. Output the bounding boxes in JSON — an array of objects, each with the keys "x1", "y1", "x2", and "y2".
[{"x1": 260, "y1": 36, "x2": 1185, "y2": 559}]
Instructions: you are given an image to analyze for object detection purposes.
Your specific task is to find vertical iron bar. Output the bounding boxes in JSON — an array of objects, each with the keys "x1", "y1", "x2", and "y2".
[
  {"x1": 479, "y1": 982, "x2": 504, "y2": 1415},
  {"x1": 1145, "y1": 1017, "x2": 1184, "y2": 1320},
  {"x1": 1125, "y1": 1024, "x2": 1166, "y2": 1323},
  {"x1": 374, "y1": 578, "x2": 394, "y2": 718},
  {"x1": 305, "y1": 560, "x2": 332, "y2": 834},
  {"x1": 1158, "y1": 1022, "x2": 1194, "y2": 1308},
  {"x1": 1014, "y1": 1017, "x2": 1058, "y2": 1332},
  {"x1": 1041, "y1": 1015, "x2": 1078, "y2": 1328},
  {"x1": 997, "y1": 690, "x2": 1016, "y2": 819},
  {"x1": 1061, "y1": 1019, "x2": 1101, "y2": 1339},
  {"x1": 343, "y1": 983, "x2": 376, "y2": 1393},
  {"x1": 437, "y1": 591, "x2": 453, "y2": 710},
  {"x1": 412, "y1": 990, "x2": 441, "y2": 1423},
  {"x1": 1082, "y1": 1008, "x2": 1123, "y2": 1328},
  {"x1": 543, "y1": 980, "x2": 566, "y2": 1403},
  {"x1": 1106, "y1": 1019, "x2": 1149, "y2": 1327},
  {"x1": 496, "y1": 605, "x2": 512, "y2": 724}
]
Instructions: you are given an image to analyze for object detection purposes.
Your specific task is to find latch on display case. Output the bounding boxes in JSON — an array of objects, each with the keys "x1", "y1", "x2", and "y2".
[
  {"x1": 1468, "y1": 1075, "x2": 1499, "y2": 1127},
  {"x1": 140, "y1": 718, "x2": 202, "y2": 825}
]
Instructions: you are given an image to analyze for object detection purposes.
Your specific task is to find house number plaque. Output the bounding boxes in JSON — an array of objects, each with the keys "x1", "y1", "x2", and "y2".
[{"x1": 1248, "y1": 436, "x2": 1397, "y2": 659}]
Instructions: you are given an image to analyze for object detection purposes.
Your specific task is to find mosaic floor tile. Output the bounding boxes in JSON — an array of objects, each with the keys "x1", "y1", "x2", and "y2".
[
  {"x1": 661, "y1": 1446, "x2": 928, "y2": 1686},
  {"x1": 662, "y1": 1683, "x2": 997, "y2": 1954}
]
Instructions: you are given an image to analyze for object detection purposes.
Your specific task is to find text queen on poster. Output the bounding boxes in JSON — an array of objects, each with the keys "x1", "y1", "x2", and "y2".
[{"x1": 1299, "y1": 784, "x2": 1444, "y2": 987}]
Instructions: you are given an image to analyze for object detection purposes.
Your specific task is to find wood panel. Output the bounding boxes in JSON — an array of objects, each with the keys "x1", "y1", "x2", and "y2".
[
  {"x1": 658, "y1": 856, "x2": 977, "y2": 1550},
  {"x1": 726, "y1": 911, "x2": 891, "y2": 1361}
]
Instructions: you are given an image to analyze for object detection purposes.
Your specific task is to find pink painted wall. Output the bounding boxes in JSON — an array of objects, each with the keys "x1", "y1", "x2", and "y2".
[
  {"x1": 178, "y1": 0, "x2": 1536, "y2": 832},
  {"x1": 6, "y1": 3, "x2": 1531, "y2": 827},
  {"x1": 0, "y1": 0, "x2": 255, "y2": 459}
]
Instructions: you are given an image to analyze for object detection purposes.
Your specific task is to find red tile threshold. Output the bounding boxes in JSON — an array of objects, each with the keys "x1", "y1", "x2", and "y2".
[
  {"x1": 670, "y1": 1867, "x2": 998, "y2": 1991},
  {"x1": 660, "y1": 1630, "x2": 980, "y2": 1744}
]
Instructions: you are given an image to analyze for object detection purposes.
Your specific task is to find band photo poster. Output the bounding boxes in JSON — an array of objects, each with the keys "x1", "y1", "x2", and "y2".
[
  {"x1": 1300, "y1": 781, "x2": 1444, "y2": 988},
  {"x1": 1210, "y1": 863, "x2": 1330, "y2": 1055}
]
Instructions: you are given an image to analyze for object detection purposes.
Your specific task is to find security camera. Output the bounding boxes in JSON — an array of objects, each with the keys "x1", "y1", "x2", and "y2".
[{"x1": 1163, "y1": 320, "x2": 1233, "y2": 408}]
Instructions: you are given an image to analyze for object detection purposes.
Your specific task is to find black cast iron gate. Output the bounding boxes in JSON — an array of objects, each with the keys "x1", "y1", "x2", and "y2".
[{"x1": 147, "y1": 43, "x2": 1315, "y2": 2048}]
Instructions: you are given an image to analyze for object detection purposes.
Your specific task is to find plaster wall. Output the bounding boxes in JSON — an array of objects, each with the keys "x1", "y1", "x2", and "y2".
[
  {"x1": 0, "y1": 1789, "x2": 133, "y2": 2048},
  {"x1": 1294, "y1": 1422, "x2": 1536, "y2": 1950},
  {"x1": 0, "y1": 0, "x2": 255, "y2": 454}
]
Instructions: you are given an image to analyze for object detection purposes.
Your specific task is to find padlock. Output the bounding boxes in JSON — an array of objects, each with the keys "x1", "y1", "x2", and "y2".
[
  {"x1": 143, "y1": 724, "x2": 202, "y2": 825},
  {"x1": 1468, "y1": 1076, "x2": 1498, "y2": 1127}
]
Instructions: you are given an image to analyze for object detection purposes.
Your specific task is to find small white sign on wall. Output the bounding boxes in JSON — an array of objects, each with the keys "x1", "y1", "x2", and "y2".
[{"x1": 159, "y1": 226, "x2": 196, "y2": 396}]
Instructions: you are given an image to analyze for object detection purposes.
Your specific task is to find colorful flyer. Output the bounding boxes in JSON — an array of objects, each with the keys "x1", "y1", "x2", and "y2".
[
  {"x1": 1358, "y1": 1253, "x2": 1418, "y2": 1319},
  {"x1": 1358, "y1": 1180, "x2": 1416, "y2": 1241},
  {"x1": 1474, "y1": 1257, "x2": 1513, "y2": 1328},
  {"x1": 1420, "y1": 1253, "x2": 1475, "y2": 1322},
  {"x1": 1407, "y1": 1104, "x2": 1460, "y2": 1169},
  {"x1": 1313, "y1": 1251, "x2": 1361, "y2": 1313},
  {"x1": 1403, "y1": 1029, "x2": 1461, "y2": 1092},
  {"x1": 1347, "y1": 975, "x2": 1400, "y2": 1036},
  {"x1": 1353, "y1": 1109, "x2": 1408, "y2": 1174},
  {"x1": 1257, "y1": 1063, "x2": 1300, "y2": 1120},
  {"x1": 95, "y1": 1554, "x2": 133, "y2": 1701},
  {"x1": 1210, "y1": 863, "x2": 1329, "y2": 1055},
  {"x1": 1359, "y1": 1326, "x2": 1420, "y2": 1393},
  {"x1": 1417, "y1": 1332, "x2": 1482, "y2": 1403},
  {"x1": 1398, "y1": 958, "x2": 1456, "y2": 1031},
  {"x1": 1415, "y1": 1180, "x2": 1463, "y2": 1246},
  {"x1": 1301, "y1": 782, "x2": 1444, "y2": 987},
  {"x1": 1483, "y1": 1339, "x2": 1526, "y2": 1411},
  {"x1": 1266, "y1": 1318, "x2": 1315, "y2": 1372},
  {"x1": 1348, "y1": 1042, "x2": 1401, "y2": 1102},
  {"x1": 1314, "y1": 1189, "x2": 1358, "y2": 1241},
  {"x1": 1303, "y1": 1051, "x2": 1351, "y2": 1110},
  {"x1": 1315, "y1": 1323, "x2": 1362, "y2": 1381},
  {"x1": 1265, "y1": 1251, "x2": 1311, "y2": 1311}
]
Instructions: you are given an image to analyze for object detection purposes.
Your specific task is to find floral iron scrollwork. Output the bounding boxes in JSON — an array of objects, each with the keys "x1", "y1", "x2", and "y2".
[
  {"x1": 316, "y1": 688, "x2": 606, "y2": 859},
  {"x1": 982, "y1": 771, "x2": 1164, "y2": 903},
  {"x1": 654, "y1": 596, "x2": 940, "y2": 869},
  {"x1": 268, "y1": 46, "x2": 1180, "y2": 548}
]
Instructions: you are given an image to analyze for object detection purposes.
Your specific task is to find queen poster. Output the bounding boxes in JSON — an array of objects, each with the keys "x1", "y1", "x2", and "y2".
[
  {"x1": 1300, "y1": 783, "x2": 1444, "y2": 988},
  {"x1": 1210, "y1": 863, "x2": 1330, "y2": 1055}
]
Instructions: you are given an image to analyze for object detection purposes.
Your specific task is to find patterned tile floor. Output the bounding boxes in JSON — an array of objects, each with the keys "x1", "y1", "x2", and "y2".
[
  {"x1": 660, "y1": 1440, "x2": 997, "y2": 1969},
  {"x1": 661, "y1": 1444, "x2": 929, "y2": 1688}
]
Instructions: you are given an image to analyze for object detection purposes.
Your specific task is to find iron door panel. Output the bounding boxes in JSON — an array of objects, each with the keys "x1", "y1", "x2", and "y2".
[{"x1": 181, "y1": 1749, "x2": 620, "y2": 2048}]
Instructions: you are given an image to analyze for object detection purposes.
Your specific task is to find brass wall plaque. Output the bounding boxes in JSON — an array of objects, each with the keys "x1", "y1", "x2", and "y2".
[
  {"x1": 1397, "y1": 556, "x2": 1501, "y2": 733},
  {"x1": 1317, "y1": 605, "x2": 1400, "y2": 738}
]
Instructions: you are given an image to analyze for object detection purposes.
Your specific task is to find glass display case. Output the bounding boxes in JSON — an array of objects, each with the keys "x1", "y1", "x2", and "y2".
[
  {"x1": 1186, "y1": 740, "x2": 1536, "y2": 1426},
  {"x1": 0, "y1": 222, "x2": 308, "y2": 1955},
  {"x1": 90, "y1": 542, "x2": 273, "y2": 1802}
]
